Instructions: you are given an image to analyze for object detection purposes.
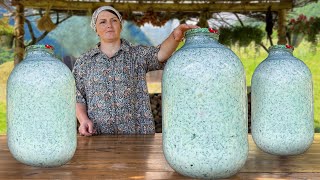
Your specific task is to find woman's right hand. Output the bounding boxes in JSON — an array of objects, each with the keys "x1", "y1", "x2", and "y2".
[
  {"x1": 76, "y1": 103, "x2": 96, "y2": 136},
  {"x1": 78, "y1": 119, "x2": 95, "y2": 136}
]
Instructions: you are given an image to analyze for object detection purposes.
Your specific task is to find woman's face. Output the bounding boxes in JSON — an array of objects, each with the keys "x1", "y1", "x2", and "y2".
[{"x1": 95, "y1": 11, "x2": 121, "y2": 42}]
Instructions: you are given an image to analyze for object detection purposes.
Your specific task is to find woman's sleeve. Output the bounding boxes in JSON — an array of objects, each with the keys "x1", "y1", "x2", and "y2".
[
  {"x1": 72, "y1": 57, "x2": 87, "y2": 105},
  {"x1": 140, "y1": 45, "x2": 166, "y2": 72}
]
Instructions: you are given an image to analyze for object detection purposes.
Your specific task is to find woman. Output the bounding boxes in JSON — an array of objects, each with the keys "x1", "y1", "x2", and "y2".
[{"x1": 73, "y1": 6, "x2": 198, "y2": 136}]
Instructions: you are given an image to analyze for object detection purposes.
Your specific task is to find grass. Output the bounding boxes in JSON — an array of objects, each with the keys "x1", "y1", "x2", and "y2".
[
  {"x1": 0, "y1": 84, "x2": 5, "y2": 103},
  {"x1": 0, "y1": 61, "x2": 14, "y2": 84},
  {"x1": 0, "y1": 61, "x2": 12, "y2": 134},
  {"x1": 0, "y1": 102, "x2": 6, "y2": 134}
]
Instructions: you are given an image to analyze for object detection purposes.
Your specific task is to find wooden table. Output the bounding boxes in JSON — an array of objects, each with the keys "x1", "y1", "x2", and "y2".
[{"x1": 1, "y1": 134, "x2": 320, "y2": 179}]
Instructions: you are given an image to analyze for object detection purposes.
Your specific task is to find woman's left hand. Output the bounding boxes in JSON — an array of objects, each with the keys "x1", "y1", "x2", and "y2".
[
  {"x1": 158, "y1": 24, "x2": 199, "y2": 62},
  {"x1": 172, "y1": 24, "x2": 199, "y2": 42}
]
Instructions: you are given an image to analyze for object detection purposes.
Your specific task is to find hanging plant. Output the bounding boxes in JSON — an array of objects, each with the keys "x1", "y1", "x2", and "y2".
[
  {"x1": 231, "y1": 26, "x2": 265, "y2": 47},
  {"x1": 218, "y1": 26, "x2": 233, "y2": 46},
  {"x1": 287, "y1": 14, "x2": 320, "y2": 45},
  {"x1": 218, "y1": 26, "x2": 265, "y2": 47},
  {"x1": 306, "y1": 17, "x2": 320, "y2": 43},
  {"x1": 134, "y1": 11, "x2": 170, "y2": 27}
]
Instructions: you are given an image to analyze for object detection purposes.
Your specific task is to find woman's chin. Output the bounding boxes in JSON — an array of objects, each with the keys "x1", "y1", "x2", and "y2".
[{"x1": 101, "y1": 36, "x2": 119, "y2": 42}]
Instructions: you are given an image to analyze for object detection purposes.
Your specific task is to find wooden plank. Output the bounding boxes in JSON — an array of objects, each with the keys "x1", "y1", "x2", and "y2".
[
  {"x1": 0, "y1": 134, "x2": 319, "y2": 179},
  {"x1": 11, "y1": 0, "x2": 293, "y2": 12}
]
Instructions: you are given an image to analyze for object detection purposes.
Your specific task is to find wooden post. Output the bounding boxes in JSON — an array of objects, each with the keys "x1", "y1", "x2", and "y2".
[
  {"x1": 197, "y1": 11, "x2": 210, "y2": 27},
  {"x1": 277, "y1": 9, "x2": 287, "y2": 45},
  {"x1": 14, "y1": 3, "x2": 25, "y2": 65}
]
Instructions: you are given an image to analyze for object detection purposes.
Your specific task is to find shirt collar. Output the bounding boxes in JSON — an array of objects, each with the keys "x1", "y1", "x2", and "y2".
[
  {"x1": 89, "y1": 38, "x2": 131, "y2": 58},
  {"x1": 120, "y1": 39, "x2": 131, "y2": 52}
]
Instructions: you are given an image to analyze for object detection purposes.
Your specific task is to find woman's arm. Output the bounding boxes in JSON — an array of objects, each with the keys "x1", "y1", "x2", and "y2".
[
  {"x1": 157, "y1": 24, "x2": 198, "y2": 63},
  {"x1": 76, "y1": 103, "x2": 95, "y2": 136}
]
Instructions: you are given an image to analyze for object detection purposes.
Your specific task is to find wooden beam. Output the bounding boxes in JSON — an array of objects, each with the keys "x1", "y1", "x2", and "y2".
[
  {"x1": 277, "y1": 9, "x2": 287, "y2": 45},
  {"x1": 12, "y1": 0, "x2": 293, "y2": 13},
  {"x1": 14, "y1": 3, "x2": 25, "y2": 65}
]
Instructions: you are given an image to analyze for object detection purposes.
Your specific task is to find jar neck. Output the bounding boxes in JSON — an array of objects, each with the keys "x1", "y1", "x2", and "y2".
[
  {"x1": 24, "y1": 45, "x2": 55, "y2": 60},
  {"x1": 184, "y1": 32, "x2": 219, "y2": 45},
  {"x1": 268, "y1": 45, "x2": 293, "y2": 57}
]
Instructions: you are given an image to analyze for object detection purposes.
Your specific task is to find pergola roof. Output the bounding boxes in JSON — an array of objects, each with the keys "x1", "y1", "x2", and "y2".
[
  {"x1": 9, "y1": 0, "x2": 314, "y2": 14},
  {"x1": 3, "y1": 0, "x2": 315, "y2": 64},
  {"x1": 8, "y1": 0, "x2": 315, "y2": 26}
]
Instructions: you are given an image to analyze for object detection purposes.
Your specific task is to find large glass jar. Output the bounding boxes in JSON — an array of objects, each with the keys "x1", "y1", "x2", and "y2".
[
  {"x1": 162, "y1": 28, "x2": 248, "y2": 179},
  {"x1": 251, "y1": 45, "x2": 313, "y2": 155},
  {"x1": 7, "y1": 45, "x2": 77, "y2": 167}
]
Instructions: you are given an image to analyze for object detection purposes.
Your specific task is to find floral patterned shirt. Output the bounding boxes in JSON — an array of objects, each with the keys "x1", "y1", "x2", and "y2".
[{"x1": 72, "y1": 39, "x2": 165, "y2": 135}]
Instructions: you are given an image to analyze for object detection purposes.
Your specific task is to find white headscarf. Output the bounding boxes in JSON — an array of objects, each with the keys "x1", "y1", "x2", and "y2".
[{"x1": 90, "y1": 6, "x2": 122, "y2": 31}]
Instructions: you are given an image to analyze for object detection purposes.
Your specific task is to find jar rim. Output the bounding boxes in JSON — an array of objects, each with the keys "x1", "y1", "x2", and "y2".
[
  {"x1": 185, "y1": 28, "x2": 219, "y2": 39},
  {"x1": 25, "y1": 44, "x2": 54, "y2": 54},
  {"x1": 269, "y1": 45, "x2": 294, "y2": 53}
]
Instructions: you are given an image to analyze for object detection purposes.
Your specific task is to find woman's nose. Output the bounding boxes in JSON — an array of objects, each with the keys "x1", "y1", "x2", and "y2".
[{"x1": 106, "y1": 21, "x2": 112, "y2": 28}]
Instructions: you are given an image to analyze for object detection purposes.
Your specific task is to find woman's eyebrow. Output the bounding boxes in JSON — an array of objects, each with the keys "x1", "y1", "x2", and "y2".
[
  {"x1": 97, "y1": 17, "x2": 118, "y2": 21},
  {"x1": 99, "y1": 16, "x2": 118, "y2": 19}
]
